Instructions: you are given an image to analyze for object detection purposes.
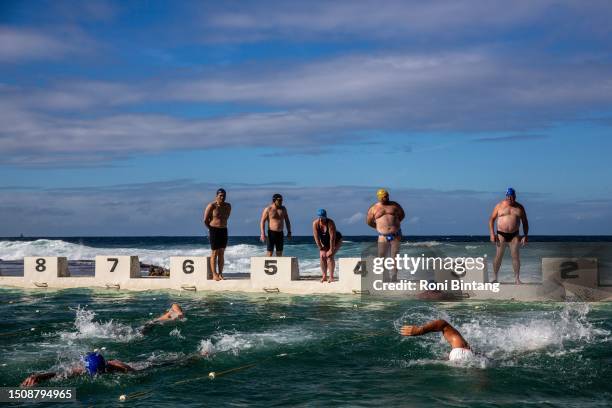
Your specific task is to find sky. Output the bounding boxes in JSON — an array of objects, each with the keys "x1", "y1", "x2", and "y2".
[{"x1": 0, "y1": 0, "x2": 611, "y2": 236}]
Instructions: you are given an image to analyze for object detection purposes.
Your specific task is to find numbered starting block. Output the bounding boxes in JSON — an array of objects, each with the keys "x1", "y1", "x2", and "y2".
[
  {"x1": 338, "y1": 258, "x2": 371, "y2": 293},
  {"x1": 542, "y1": 257, "x2": 598, "y2": 299},
  {"x1": 169, "y1": 256, "x2": 210, "y2": 289},
  {"x1": 95, "y1": 256, "x2": 140, "y2": 287},
  {"x1": 24, "y1": 257, "x2": 69, "y2": 286},
  {"x1": 250, "y1": 257, "x2": 299, "y2": 289}
]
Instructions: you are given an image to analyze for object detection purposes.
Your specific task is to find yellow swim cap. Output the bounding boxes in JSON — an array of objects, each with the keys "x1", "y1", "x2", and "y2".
[{"x1": 376, "y1": 189, "x2": 388, "y2": 199}]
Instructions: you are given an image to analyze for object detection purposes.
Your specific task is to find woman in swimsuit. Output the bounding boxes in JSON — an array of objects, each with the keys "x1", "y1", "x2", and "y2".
[{"x1": 312, "y1": 209, "x2": 343, "y2": 283}]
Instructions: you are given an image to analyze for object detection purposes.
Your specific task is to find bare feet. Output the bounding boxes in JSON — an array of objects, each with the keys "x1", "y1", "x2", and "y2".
[
  {"x1": 515, "y1": 278, "x2": 523, "y2": 284},
  {"x1": 328, "y1": 276, "x2": 334, "y2": 283},
  {"x1": 219, "y1": 274, "x2": 225, "y2": 280},
  {"x1": 321, "y1": 275, "x2": 327, "y2": 283},
  {"x1": 213, "y1": 274, "x2": 221, "y2": 281}
]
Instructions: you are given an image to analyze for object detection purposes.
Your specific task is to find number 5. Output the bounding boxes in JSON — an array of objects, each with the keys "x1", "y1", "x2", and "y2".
[{"x1": 264, "y1": 260, "x2": 278, "y2": 275}]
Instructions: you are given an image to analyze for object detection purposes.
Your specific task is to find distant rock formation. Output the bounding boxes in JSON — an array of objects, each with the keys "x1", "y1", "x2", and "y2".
[{"x1": 142, "y1": 263, "x2": 170, "y2": 277}]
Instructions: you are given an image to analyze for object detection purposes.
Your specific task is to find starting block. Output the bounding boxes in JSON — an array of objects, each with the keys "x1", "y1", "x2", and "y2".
[
  {"x1": 95, "y1": 256, "x2": 140, "y2": 287},
  {"x1": 250, "y1": 257, "x2": 299, "y2": 289},
  {"x1": 24, "y1": 257, "x2": 69, "y2": 286},
  {"x1": 542, "y1": 257, "x2": 598, "y2": 299},
  {"x1": 169, "y1": 257, "x2": 210, "y2": 289}
]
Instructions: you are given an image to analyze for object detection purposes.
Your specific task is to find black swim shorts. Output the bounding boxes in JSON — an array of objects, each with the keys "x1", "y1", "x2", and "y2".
[
  {"x1": 267, "y1": 229, "x2": 284, "y2": 252},
  {"x1": 209, "y1": 226, "x2": 228, "y2": 250}
]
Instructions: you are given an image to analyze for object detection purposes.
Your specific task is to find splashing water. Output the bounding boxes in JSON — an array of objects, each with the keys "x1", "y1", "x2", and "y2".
[{"x1": 58, "y1": 306, "x2": 142, "y2": 343}]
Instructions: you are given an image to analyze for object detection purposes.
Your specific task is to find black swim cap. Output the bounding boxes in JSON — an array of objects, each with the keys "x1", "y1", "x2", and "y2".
[
  {"x1": 217, "y1": 188, "x2": 226, "y2": 195},
  {"x1": 272, "y1": 193, "x2": 282, "y2": 201}
]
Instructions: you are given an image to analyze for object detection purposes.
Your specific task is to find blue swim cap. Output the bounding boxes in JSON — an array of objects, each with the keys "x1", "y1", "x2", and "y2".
[
  {"x1": 83, "y1": 352, "x2": 106, "y2": 376},
  {"x1": 506, "y1": 187, "x2": 516, "y2": 196},
  {"x1": 317, "y1": 208, "x2": 327, "y2": 218}
]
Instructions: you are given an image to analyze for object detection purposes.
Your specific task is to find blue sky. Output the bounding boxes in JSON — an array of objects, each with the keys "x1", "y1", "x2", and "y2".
[{"x1": 0, "y1": 0, "x2": 611, "y2": 236}]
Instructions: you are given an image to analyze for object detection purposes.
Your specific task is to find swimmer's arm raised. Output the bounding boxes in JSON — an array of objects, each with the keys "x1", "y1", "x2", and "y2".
[
  {"x1": 400, "y1": 319, "x2": 449, "y2": 336},
  {"x1": 401, "y1": 320, "x2": 468, "y2": 349}
]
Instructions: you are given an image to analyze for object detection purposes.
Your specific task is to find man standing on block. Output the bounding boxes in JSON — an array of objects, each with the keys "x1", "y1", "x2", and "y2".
[
  {"x1": 260, "y1": 193, "x2": 292, "y2": 256},
  {"x1": 366, "y1": 189, "x2": 405, "y2": 282},
  {"x1": 203, "y1": 188, "x2": 231, "y2": 281},
  {"x1": 488, "y1": 187, "x2": 529, "y2": 284}
]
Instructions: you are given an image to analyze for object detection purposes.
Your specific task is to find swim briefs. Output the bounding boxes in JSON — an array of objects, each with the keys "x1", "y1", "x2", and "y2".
[
  {"x1": 209, "y1": 226, "x2": 228, "y2": 250},
  {"x1": 267, "y1": 230, "x2": 284, "y2": 252}
]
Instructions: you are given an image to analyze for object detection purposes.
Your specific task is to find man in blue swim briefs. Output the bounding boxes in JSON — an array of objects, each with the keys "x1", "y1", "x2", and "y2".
[
  {"x1": 488, "y1": 187, "x2": 529, "y2": 284},
  {"x1": 366, "y1": 189, "x2": 405, "y2": 282},
  {"x1": 400, "y1": 319, "x2": 474, "y2": 362},
  {"x1": 203, "y1": 188, "x2": 232, "y2": 281},
  {"x1": 260, "y1": 194, "x2": 292, "y2": 256}
]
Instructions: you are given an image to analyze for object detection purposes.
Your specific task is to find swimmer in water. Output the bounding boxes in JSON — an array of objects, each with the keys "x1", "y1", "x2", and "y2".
[
  {"x1": 312, "y1": 209, "x2": 343, "y2": 283},
  {"x1": 20, "y1": 351, "x2": 134, "y2": 387},
  {"x1": 366, "y1": 189, "x2": 405, "y2": 282},
  {"x1": 400, "y1": 319, "x2": 474, "y2": 361},
  {"x1": 140, "y1": 303, "x2": 184, "y2": 334}
]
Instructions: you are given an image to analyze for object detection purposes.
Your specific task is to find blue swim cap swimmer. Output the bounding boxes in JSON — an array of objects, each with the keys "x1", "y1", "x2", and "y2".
[
  {"x1": 317, "y1": 208, "x2": 327, "y2": 218},
  {"x1": 83, "y1": 352, "x2": 106, "y2": 376},
  {"x1": 506, "y1": 187, "x2": 516, "y2": 197}
]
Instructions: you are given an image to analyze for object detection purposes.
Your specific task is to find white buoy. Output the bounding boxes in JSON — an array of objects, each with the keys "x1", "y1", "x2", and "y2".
[
  {"x1": 119, "y1": 394, "x2": 126, "y2": 401},
  {"x1": 208, "y1": 371, "x2": 216, "y2": 379},
  {"x1": 35, "y1": 309, "x2": 40, "y2": 313},
  {"x1": 30, "y1": 328, "x2": 35, "y2": 331}
]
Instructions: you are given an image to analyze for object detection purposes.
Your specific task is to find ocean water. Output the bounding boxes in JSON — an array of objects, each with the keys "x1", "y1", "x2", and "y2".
[
  {"x1": 0, "y1": 290, "x2": 610, "y2": 407},
  {"x1": 0, "y1": 237, "x2": 611, "y2": 406}
]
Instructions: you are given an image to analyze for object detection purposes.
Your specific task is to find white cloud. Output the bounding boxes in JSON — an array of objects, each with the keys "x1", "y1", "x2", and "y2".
[
  {"x1": 344, "y1": 212, "x2": 365, "y2": 225},
  {"x1": 0, "y1": 26, "x2": 95, "y2": 62}
]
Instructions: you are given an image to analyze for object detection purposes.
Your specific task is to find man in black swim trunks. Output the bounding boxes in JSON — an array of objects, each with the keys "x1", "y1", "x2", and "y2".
[
  {"x1": 312, "y1": 209, "x2": 342, "y2": 283},
  {"x1": 203, "y1": 188, "x2": 232, "y2": 280},
  {"x1": 488, "y1": 187, "x2": 529, "y2": 284},
  {"x1": 260, "y1": 193, "x2": 292, "y2": 256}
]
